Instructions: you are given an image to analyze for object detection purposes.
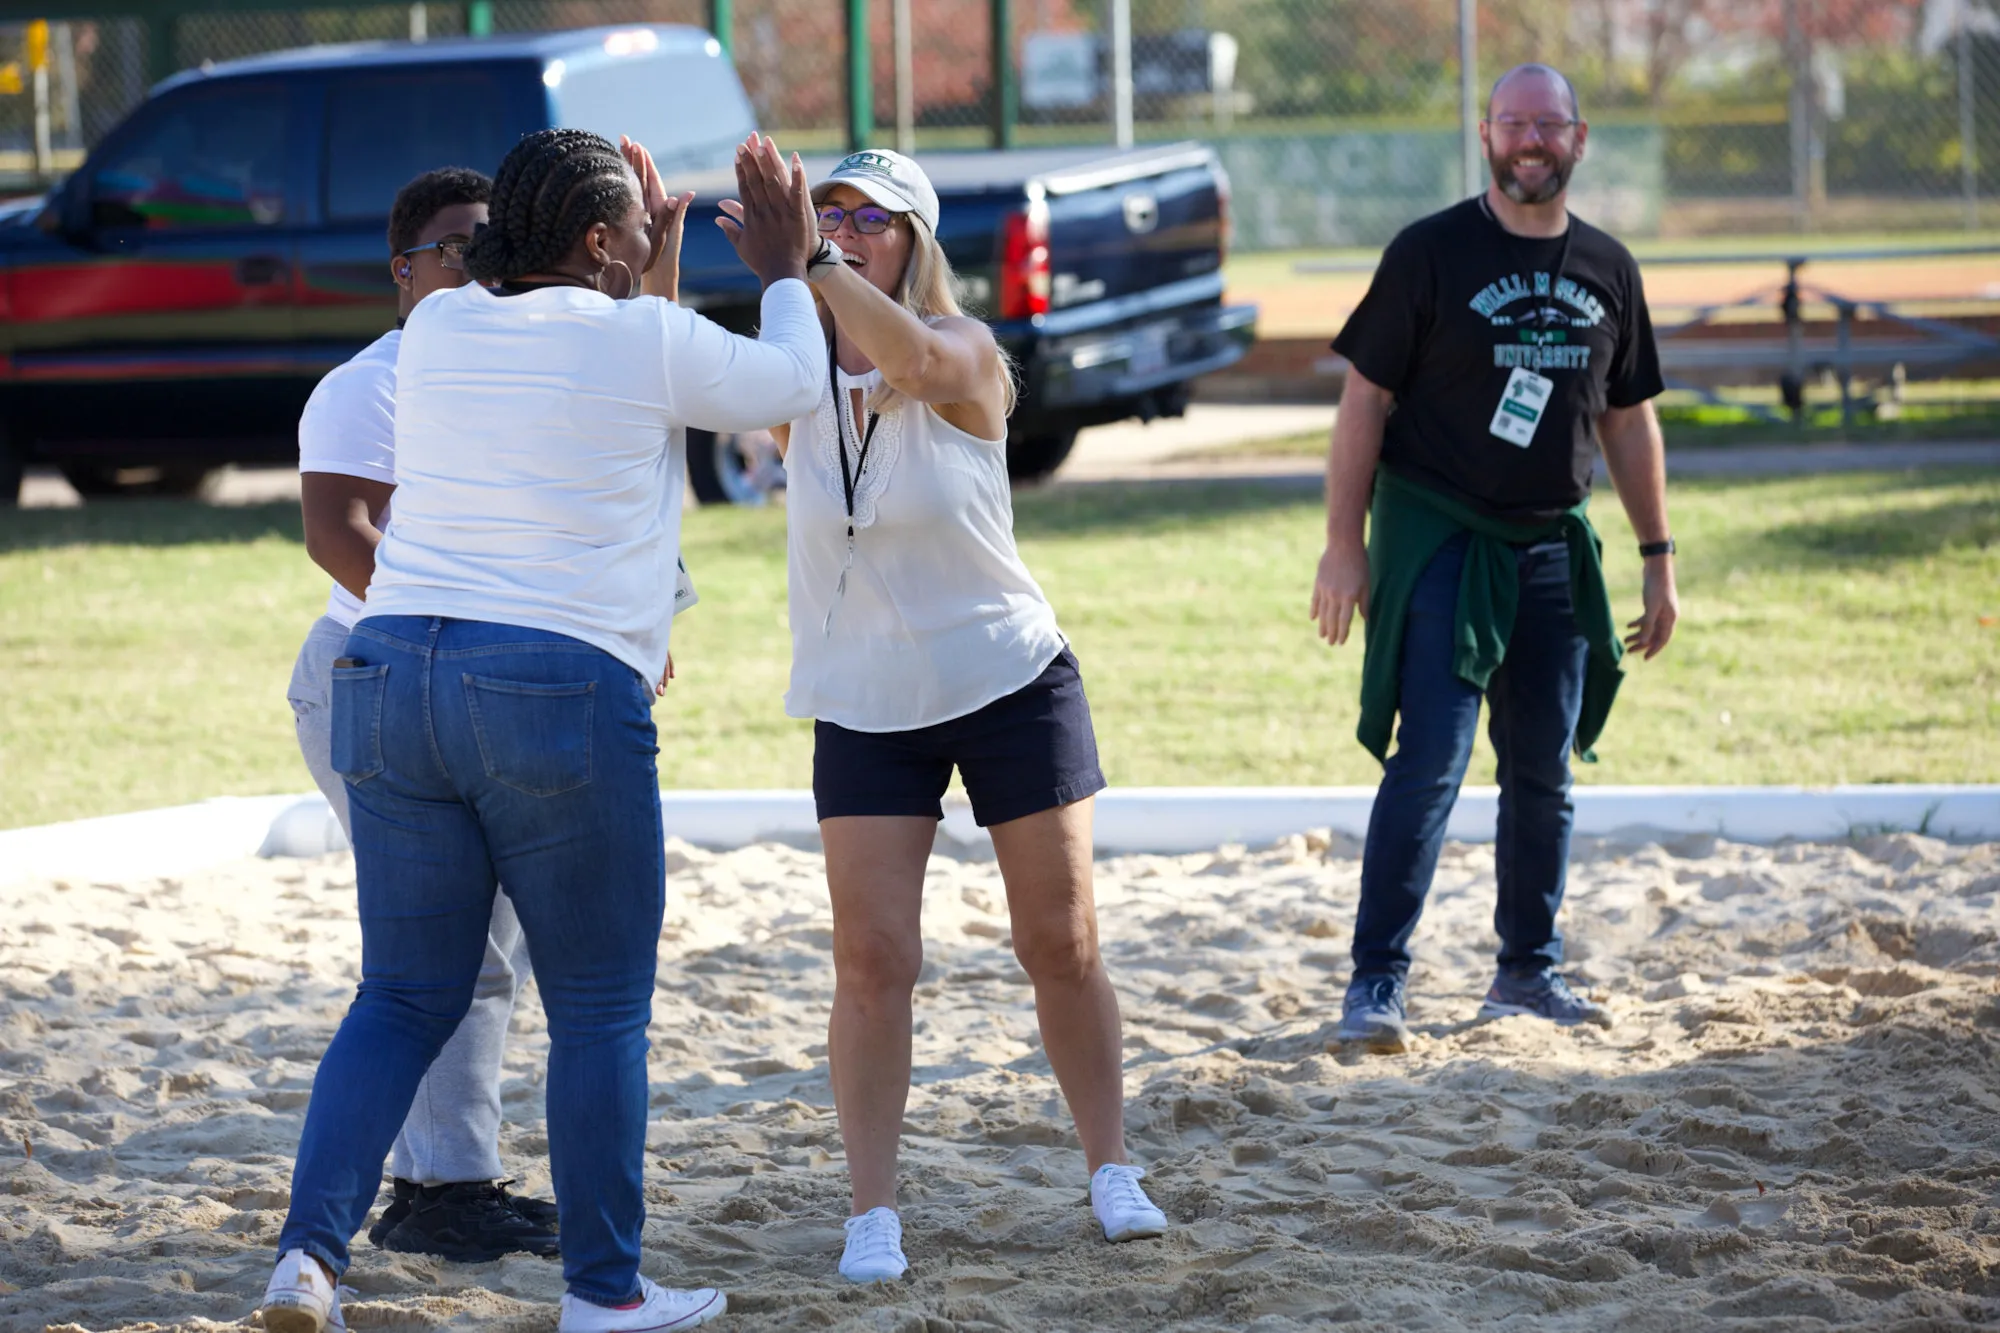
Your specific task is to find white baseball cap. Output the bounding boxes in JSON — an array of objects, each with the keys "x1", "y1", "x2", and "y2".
[{"x1": 812, "y1": 148, "x2": 940, "y2": 233}]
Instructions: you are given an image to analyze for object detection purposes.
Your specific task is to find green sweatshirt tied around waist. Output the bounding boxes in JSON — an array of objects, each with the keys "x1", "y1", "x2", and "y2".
[{"x1": 1357, "y1": 468, "x2": 1625, "y2": 765}]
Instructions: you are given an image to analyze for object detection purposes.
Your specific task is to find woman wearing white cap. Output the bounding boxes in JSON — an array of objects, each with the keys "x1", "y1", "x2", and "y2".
[{"x1": 732, "y1": 136, "x2": 1169, "y2": 1284}]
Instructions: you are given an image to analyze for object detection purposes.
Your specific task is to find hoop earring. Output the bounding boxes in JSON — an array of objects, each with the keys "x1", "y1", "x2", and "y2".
[{"x1": 605, "y1": 259, "x2": 636, "y2": 301}]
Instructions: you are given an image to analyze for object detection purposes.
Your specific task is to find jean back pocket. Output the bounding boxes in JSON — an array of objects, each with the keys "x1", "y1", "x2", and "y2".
[
  {"x1": 461, "y1": 674, "x2": 595, "y2": 797},
  {"x1": 329, "y1": 663, "x2": 390, "y2": 784}
]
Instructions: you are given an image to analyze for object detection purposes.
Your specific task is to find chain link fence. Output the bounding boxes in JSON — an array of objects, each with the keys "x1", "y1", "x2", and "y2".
[{"x1": 7, "y1": 0, "x2": 2000, "y2": 248}]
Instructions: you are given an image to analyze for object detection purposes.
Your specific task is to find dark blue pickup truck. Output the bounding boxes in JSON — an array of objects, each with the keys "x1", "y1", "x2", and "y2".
[{"x1": 0, "y1": 25, "x2": 1255, "y2": 504}]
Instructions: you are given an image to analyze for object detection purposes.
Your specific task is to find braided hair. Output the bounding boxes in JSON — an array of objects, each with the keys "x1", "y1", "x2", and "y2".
[{"x1": 463, "y1": 129, "x2": 638, "y2": 284}]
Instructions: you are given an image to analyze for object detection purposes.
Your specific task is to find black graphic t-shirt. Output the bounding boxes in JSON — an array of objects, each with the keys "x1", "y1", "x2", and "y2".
[{"x1": 1332, "y1": 197, "x2": 1663, "y2": 523}]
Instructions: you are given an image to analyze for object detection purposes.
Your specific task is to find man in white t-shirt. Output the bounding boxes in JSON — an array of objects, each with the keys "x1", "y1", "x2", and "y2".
[{"x1": 285, "y1": 167, "x2": 565, "y2": 1264}]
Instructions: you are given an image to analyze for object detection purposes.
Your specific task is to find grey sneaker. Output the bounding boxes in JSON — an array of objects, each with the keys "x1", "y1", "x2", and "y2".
[
  {"x1": 1335, "y1": 973, "x2": 1410, "y2": 1052},
  {"x1": 1479, "y1": 971, "x2": 1613, "y2": 1029}
]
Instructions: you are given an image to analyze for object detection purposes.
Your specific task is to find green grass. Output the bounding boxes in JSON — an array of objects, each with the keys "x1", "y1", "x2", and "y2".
[{"x1": 2, "y1": 468, "x2": 1995, "y2": 829}]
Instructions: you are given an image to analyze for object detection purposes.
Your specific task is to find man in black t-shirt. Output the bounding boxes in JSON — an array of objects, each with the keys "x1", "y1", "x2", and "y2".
[{"x1": 1308, "y1": 63, "x2": 1680, "y2": 1053}]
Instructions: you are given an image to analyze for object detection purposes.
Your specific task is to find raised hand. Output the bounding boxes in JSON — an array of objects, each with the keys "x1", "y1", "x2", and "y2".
[
  {"x1": 715, "y1": 133, "x2": 814, "y2": 287},
  {"x1": 620, "y1": 135, "x2": 694, "y2": 288}
]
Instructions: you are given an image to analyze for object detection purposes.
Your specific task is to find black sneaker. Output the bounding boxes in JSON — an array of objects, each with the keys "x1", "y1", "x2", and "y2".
[
  {"x1": 379, "y1": 1181, "x2": 562, "y2": 1262},
  {"x1": 367, "y1": 1177, "x2": 418, "y2": 1248},
  {"x1": 497, "y1": 1179, "x2": 559, "y2": 1230}
]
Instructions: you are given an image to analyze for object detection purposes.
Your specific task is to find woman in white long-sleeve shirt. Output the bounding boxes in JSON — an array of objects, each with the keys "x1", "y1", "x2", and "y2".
[
  {"x1": 760, "y1": 141, "x2": 1170, "y2": 1287},
  {"x1": 259, "y1": 131, "x2": 821, "y2": 1333}
]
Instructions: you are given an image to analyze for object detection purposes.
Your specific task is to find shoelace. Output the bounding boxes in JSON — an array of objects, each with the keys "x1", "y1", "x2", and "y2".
[
  {"x1": 1097, "y1": 1166, "x2": 1153, "y2": 1213},
  {"x1": 844, "y1": 1211, "x2": 902, "y2": 1266},
  {"x1": 1539, "y1": 973, "x2": 1589, "y2": 1007}
]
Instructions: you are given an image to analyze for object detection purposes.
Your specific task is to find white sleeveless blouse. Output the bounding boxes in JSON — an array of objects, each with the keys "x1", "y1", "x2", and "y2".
[{"x1": 784, "y1": 364, "x2": 1066, "y2": 732}]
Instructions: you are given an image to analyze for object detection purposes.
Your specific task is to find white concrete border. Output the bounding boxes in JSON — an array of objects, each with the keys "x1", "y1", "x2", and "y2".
[{"x1": 2, "y1": 785, "x2": 1994, "y2": 889}]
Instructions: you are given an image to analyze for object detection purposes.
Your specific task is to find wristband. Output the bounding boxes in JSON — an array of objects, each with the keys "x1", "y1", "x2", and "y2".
[
  {"x1": 807, "y1": 238, "x2": 845, "y2": 284},
  {"x1": 1638, "y1": 538, "x2": 1675, "y2": 558}
]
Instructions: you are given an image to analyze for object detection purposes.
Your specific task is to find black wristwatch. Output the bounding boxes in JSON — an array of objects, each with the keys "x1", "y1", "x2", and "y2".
[{"x1": 1638, "y1": 538, "x2": 1676, "y2": 558}]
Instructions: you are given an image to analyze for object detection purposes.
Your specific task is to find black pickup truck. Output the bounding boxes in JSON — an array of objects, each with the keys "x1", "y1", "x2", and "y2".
[{"x1": 0, "y1": 25, "x2": 1254, "y2": 505}]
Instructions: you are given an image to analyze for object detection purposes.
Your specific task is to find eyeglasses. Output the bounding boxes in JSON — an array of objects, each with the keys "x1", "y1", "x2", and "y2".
[
  {"x1": 399, "y1": 236, "x2": 471, "y2": 270},
  {"x1": 817, "y1": 204, "x2": 897, "y2": 236},
  {"x1": 1487, "y1": 115, "x2": 1577, "y2": 139}
]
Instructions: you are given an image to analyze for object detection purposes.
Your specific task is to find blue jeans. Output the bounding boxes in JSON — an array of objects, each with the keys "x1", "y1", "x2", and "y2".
[
  {"x1": 275, "y1": 616, "x2": 665, "y2": 1308},
  {"x1": 1353, "y1": 534, "x2": 1588, "y2": 982}
]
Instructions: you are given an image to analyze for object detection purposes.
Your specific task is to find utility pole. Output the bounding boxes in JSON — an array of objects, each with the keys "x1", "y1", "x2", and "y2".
[
  {"x1": 1962, "y1": 0, "x2": 1980, "y2": 230},
  {"x1": 1458, "y1": 0, "x2": 1479, "y2": 198},
  {"x1": 893, "y1": 0, "x2": 914, "y2": 155},
  {"x1": 847, "y1": 0, "x2": 872, "y2": 152},
  {"x1": 989, "y1": 0, "x2": 1017, "y2": 148},
  {"x1": 27, "y1": 20, "x2": 50, "y2": 181},
  {"x1": 1786, "y1": 0, "x2": 1811, "y2": 231},
  {"x1": 1109, "y1": 0, "x2": 1132, "y2": 149},
  {"x1": 708, "y1": 0, "x2": 732, "y2": 57}
]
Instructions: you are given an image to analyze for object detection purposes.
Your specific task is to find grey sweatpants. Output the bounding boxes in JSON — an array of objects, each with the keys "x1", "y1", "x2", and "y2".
[{"x1": 288, "y1": 614, "x2": 532, "y2": 1185}]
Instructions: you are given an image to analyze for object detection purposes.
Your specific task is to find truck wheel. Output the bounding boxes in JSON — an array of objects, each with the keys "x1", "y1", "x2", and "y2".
[
  {"x1": 151, "y1": 463, "x2": 217, "y2": 497},
  {"x1": 686, "y1": 428, "x2": 783, "y2": 507},
  {"x1": 60, "y1": 462, "x2": 123, "y2": 497},
  {"x1": 1005, "y1": 426, "x2": 1079, "y2": 483},
  {"x1": 58, "y1": 462, "x2": 215, "y2": 498},
  {"x1": 0, "y1": 426, "x2": 23, "y2": 508}
]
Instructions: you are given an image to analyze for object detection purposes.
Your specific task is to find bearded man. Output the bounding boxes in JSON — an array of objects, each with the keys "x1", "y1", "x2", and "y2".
[{"x1": 1309, "y1": 63, "x2": 1680, "y2": 1052}]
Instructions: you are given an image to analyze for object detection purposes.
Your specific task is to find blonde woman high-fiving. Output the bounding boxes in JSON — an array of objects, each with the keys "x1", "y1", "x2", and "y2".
[{"x1": 737, "y1": 138, "x2": 1169, "y2": 1285}]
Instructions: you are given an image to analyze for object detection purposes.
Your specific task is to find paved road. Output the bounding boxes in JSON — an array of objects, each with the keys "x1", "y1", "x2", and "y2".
[
  {"x1": 1054, "y1": 434, "x2": 2000, "y2": 487},
  {"x1": 16, "y1": 419, "x2": 1994, "y2": 509}
]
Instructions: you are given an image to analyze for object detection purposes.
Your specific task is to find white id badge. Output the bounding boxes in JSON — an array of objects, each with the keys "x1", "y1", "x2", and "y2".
[{"x1": 1489, "y1": 366, "x2": 1555, "y2": 448}]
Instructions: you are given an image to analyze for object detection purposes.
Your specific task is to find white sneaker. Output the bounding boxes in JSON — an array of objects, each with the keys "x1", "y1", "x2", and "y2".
[
  {"x1": 838, "y1": 1206, "x2": 908, "y2": 1284},
  {"x1": 1091, "y1": 1163, "x2": 1168, "y2": 1242},
  {"x1": 558, "y1": 1277, "x2": 726, "y2": 1333},
  {"x1": 258, "y1": 1249, "x2": 348, "y2": 1333}
]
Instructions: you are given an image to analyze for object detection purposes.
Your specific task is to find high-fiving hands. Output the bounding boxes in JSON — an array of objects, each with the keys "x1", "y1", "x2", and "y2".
[
  {"x1": 620, "y1": 135, "x2": 695, "y2": 300},
  {"x1": 716, "y1": 133, "x2": 815, "y2": 287}
]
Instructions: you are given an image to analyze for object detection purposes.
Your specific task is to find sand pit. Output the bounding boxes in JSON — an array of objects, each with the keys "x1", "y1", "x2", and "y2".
[{"x1": 1, "y1": 831, "x2": 1996, "y2": 1331}]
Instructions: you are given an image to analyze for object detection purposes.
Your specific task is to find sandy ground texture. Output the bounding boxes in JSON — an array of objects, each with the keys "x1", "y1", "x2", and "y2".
[{"x1": 1, "y1": 831, "x2": 1997, "y2": 1332}]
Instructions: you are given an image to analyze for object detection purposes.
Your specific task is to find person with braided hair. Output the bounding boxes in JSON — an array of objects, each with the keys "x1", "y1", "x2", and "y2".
[
  {"x1": 287, "y1": 164, "x2": 572, "y2": 1269},
  {"x1": 259, "y1": 130, "x2": 820, "y2": 1333}
]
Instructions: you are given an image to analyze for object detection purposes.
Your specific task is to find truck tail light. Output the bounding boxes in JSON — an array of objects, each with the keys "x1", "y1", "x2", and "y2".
[{"x1": 997, "y1": 198, "x2": 1050, "y2": 321}]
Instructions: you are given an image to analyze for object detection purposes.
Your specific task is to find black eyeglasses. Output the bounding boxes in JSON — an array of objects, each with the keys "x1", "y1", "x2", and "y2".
[
  {"x1": 817, "y1": 204, "x2": 897, "y2": 236},
  {"x1": 399, "y1": 236, "x2": 471, "y2": 270},
  {"x1": 1486, "y1": 115, "x2": 1577, "y2": 139}
]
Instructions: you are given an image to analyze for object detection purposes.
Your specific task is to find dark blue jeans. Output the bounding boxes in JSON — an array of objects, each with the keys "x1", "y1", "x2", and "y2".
[
  {"x1": 1353, "y1": 534, "x2": 1588, "y2": 982},
  {"x1": 275, "y1": 616, "x2": 665, "y2": 1308}
]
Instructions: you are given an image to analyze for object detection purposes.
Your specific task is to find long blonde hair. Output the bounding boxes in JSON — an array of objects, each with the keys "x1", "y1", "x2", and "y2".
[{"x1": 823, "y1": 212, "x2": 1018, "y2": 420}]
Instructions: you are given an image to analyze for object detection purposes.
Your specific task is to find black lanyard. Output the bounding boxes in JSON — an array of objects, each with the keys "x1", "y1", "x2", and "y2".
[
  {"x1": 830, "y1": 336, "x2": 881, "y2": 539},
  {"x1": 1479, "y1": 195, "x2": 1574, "y2": 333}
]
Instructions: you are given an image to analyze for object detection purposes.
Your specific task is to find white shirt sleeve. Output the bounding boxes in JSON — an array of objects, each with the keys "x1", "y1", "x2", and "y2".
[
  {"x1": 297, "y1": 354, "x2": 397, "y2": 485},
  {"x1": 657, "y1": 278, "x2": 824, "y2": 434}
]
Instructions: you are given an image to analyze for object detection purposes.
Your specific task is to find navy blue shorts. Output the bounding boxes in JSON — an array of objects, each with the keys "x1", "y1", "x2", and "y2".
[{"x1": 813, "y1": 647, "x2": 1107, "y2": 827}]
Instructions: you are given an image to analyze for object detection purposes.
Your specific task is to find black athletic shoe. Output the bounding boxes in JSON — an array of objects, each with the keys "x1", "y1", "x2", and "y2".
[
  {"x1": 367, "y1": 1177, "x2": 419, "y2": 1248},
  {"x1": 497, "y1": 1179, "x2": 559, "y2": 1230},
  {"x1": 378, "y1": 1181, "x2": 562, "y2": 1262}
]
